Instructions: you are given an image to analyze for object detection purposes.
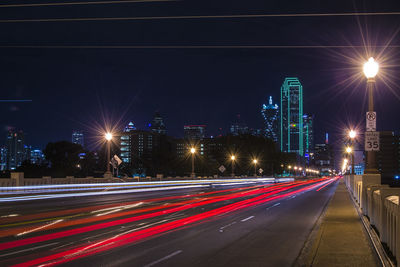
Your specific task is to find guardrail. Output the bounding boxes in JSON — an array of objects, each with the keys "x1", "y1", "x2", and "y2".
[{"x1": 344, "y1": 174, "x2": 400, "y2": 265}]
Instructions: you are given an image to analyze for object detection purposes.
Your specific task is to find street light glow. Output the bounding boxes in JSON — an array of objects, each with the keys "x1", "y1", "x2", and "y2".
[
  {"x1": 349, "y1": 130, "x2": 356, "y2": 139},
  {"x1": 231, "y1": 155, "x2": 236, "y2": 161},
  {"x1": 363, "y1": 57, "x2": 379, "y2": 79},
  {"x1": 346, "y1": 147, "x2": 352, "y2": 153},
  {"x1": 253, "y1": 159, "x2": 258, "y2": 164},
  {"x1": 190, "y1": 147, "x2": 196, "y2": 154},
  {"x1": 105, "y1": 132, "x2": 112, "y2": 141}
]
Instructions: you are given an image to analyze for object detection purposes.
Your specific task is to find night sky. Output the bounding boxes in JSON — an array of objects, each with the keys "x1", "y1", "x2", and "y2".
[{"x1": 1, "y1": 0, "x2": 400, "y2": 151}]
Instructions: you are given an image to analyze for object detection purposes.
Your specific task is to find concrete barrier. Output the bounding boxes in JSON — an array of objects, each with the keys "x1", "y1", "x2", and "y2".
[{"x1": 344, "y1": 174, "x2": 400, "y2": 264}]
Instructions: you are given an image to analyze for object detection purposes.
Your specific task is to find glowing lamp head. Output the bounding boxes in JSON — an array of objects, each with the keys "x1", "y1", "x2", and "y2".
[
  {"x1": 346, "y1": 147, "x2": 352, "y2": 153},
  {"x1": 349, "y1": 130, "x2": 356, "y2": 139},
  {"x1": 190, "y1": 148, "x2": 196, "y2": 154},
  {"x1": 288, "y1": 165, "x2": 292, "y2": 169},
  {"x1": 105, "y1": 132, "x2": 112, "y2": 141},
  {"x1": 294, "y1": 167, "x2": 298, "y2": 170},
  {"x1": 253, "y1": 159, "x2": 258, "y2": 164},
  {"x1": 231, "y1": 155, "x2": 236, "y2": 161},
  {"x1": 363, "y1": 57, "x2": 379, "y2": 79}
]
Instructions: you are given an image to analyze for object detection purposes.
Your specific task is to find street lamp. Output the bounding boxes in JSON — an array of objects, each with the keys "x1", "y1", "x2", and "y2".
[
  {"x1": 104, "y1": 132, "x2": 113, "y2": 178},
  {"x1": 253, "y1": 159, "x2": 258, "y2": 177},
  {"x1": 190, "y1": 147, "x2": 196, "y2": 178},
  {"x1": 231, "y1": 155, "x2": 236, "y2": 177},
  {"x1": 348, "y1": 130, "x2": 356, "y2": 175},
  {"x1": 364, "y1": 57, "x2": 379, "y2": 174}
]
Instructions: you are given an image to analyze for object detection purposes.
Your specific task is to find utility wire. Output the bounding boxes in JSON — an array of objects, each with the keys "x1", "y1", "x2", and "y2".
[
  {"x1": 0, "y1": 0, "x2": 175, "y2": 8},
  {"x1": 0, "y1": 12, "x2": 400, "y2": 23},
  {"x1": 0, "y1": 45, "x2": 399, "y2": 49}
]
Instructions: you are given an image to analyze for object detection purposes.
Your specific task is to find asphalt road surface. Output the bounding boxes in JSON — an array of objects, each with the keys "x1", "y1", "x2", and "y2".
[{"x1": 0, "y1": 177, "x2": 339, "y2": 267}]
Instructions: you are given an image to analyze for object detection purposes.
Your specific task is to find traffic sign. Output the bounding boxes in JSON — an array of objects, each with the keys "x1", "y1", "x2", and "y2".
[
  {"x1": 259, "y1": 168, "x2": 263, "y2": 174},
  {"x1": 218, "y1": 165, "x2": 226, "y2": 173},
  {"x1": 366, "y1": 112, "x2": 376, "y2": 131},
  {"x1": 365, "y1": 131, "x2": 380, "y2": 151}
]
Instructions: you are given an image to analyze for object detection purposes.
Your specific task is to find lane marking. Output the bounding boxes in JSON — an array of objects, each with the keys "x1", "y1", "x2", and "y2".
[
  {"x1": 241, "y1": 216, "x2": 255, "y2": 222},
  {"x1": 219, "y1": 221, "x2": 237, "y2": 232},
  {"x1": 143, "y1": 250, "x2": 182, "y2": 267},
  {"x1": 266, "y1": 203, "x2": 280, "y2": 210},
  {"x1": 0, "y1": 242, "x2": 58, "y2": 257}
]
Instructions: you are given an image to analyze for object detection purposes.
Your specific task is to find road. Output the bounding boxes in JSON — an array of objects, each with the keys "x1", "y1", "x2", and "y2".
[{"x1": 0, "y1": 177, "x2": 339, "y2": 267}]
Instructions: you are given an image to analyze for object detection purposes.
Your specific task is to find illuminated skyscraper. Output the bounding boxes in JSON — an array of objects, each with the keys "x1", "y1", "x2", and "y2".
[
  {"x1": 6, "y1": 130, "x2": 25, "y2": 170},
  {"x1": 72, "y1": 130, "x2": 84, "y2": 147},
  {"x1": 261, "y1": 96, "x2": 279, "y2": 142},
  {"x1": 303, "y1": 114, "x2": 314, "y2": 154},
  {"x1": 280, "y1": 77, "x2": 304, "y2": 156}
]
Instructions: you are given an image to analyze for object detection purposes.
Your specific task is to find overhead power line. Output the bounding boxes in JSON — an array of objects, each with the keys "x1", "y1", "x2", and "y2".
[
  {"x1": 0, "y1": 11, "x2": 400, "y2": 23},
  {"x1": 0, "y1": 45, "x2": 399, "y2": 49},
  {"x1": 0, "y1": 0, "x2": 175, "y2": 8}
]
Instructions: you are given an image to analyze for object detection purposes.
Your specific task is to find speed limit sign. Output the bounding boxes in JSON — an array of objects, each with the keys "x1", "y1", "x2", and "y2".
[{"x1": 365, "y1": 131, "x2": 380, "y2": 151}]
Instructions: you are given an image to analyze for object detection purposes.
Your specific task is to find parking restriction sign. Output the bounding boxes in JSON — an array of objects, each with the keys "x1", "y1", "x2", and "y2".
[{"x1": 366, "y1": 112, "x2": 376, "y2": 131}]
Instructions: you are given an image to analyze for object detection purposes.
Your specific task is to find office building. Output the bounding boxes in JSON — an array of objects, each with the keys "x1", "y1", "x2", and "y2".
[
  {"x1": 119, "y1": 122, "x2": 161, "y2": 174},
  {"x1": 184, "y1": 125, "x2": 207, "y2": 140},
  {"x1": 261, "y1": 96, "x2": 279, "y2": 142},
  {"x1": 377, "y1": 131, "x2": 399, "y2": 184},
  {"x1": 6, "y1": 130, "x2": 25, "y2": 170},
  {"x1": 303, "y1": 114, "x2": 314, "y2": 154},
  {"x1": 230, "y1": 114, "x2": 249, "y2": 136},
  {"x1": 0, "y1": 147, "x2": 7, "y2": 171},
  {"x1": 280, "y1": 77, "x2": 304, "y2": 156},
  {"x1": 124, "y1": 121, "x2": 137, "y2": 132},
  {"x1": 150, "y1": 112, "x2": 166, "y2": 135},
  {"x1": 31, "y1": 149, "x2": 45, "y2": 165},
  {"x1": 72, "y1": 130, "x2": 84, "y2": 147},
  {"x1": 314, "y1": 139, "x2": 334, "y2": 175}
]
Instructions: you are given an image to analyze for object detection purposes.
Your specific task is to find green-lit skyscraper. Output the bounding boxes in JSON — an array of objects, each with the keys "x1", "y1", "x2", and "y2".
[{"x1": 280, "y1": 77, "x2": 304, "y2": 156}]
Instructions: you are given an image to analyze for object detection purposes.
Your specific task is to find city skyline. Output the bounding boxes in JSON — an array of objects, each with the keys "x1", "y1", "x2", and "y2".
[{"x1": 1, "y1": 1, "x2": 400, "y2": 150}]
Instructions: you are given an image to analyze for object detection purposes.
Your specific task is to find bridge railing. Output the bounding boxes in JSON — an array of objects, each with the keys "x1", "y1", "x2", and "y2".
[{"x1": 344, "y1": 174, "x2": 400, "y2": 264}]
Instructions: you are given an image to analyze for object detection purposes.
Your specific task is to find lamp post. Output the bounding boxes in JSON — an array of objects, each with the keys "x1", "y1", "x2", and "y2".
[
  {"x1": 104, "y1": 132, "x2": 112, "y2": 178},
  {"x1": 190, "y1": 147, "x2": 196, "y2": 178},
  {"x1": 363, "y1": 57, "x2": 379, "y2": 174},
  {"x1": 231, "y1": 155, "x2": 236, "y2": 177},
  {"x1": 253, "y1": 159, "x2": 258, "y2": 177}
]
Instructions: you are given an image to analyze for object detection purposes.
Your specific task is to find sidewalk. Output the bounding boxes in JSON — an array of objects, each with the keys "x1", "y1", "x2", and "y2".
[{"x1": 302, "y1": 179, "x2": 380, "y2": 266}]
